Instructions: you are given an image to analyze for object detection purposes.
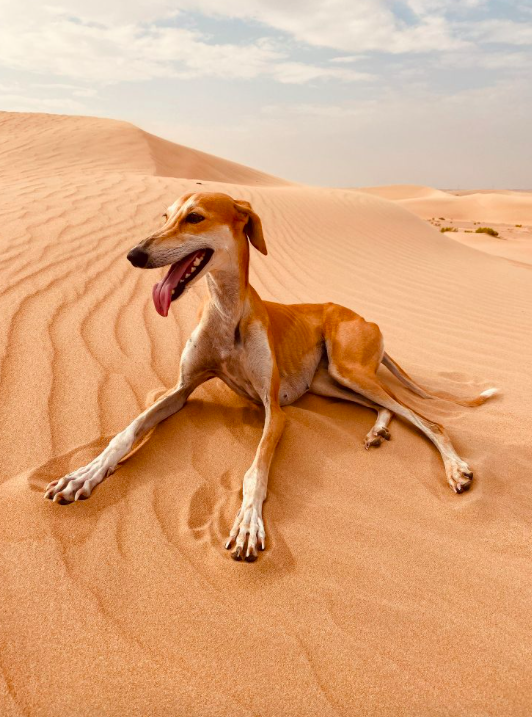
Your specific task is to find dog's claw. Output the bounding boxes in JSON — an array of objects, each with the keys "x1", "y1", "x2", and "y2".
[
  {"x1": 455, "y1": 479, "x2": 472, "y2": 494},
  {"x1": 232, "y1": 546, "x2": 243, "y2": 561},
  {"x1": 226, "y1": 501, "x2": 265, "y2": 562},
  {"x1": 446, "y1": 461, "x2": 473, "y2": 493},
  {"x1": 44, "y1": 459, "x2": 114, "y2": 503},
  {"x1": 364, "y1": 426, "x2": 391, "y2": 450}
]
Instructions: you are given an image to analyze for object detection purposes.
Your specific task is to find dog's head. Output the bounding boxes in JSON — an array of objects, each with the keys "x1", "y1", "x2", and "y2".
[{"x1": 127, "y1": 192, "x2": 266, "y2": 317}]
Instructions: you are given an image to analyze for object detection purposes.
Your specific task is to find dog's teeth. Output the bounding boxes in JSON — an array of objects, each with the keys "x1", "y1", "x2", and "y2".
[
  {"x1": 179, "y1": 279, "x2": 184, "y2": 284},
  {"x1": 193, "y1": 257, "x2": 201, "y2": 267},
  {"x1": 185, "y1": 272, "x2": 191, "y2": 278}
]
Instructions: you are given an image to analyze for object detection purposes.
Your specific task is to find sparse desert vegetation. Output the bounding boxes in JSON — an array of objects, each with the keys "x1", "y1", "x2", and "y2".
[
  {"x1": 475, "y1": 226, "x2": 499, "y2": 237},
  {"x1": 440, "y1": 226, "x2": 458, "y2": 232}
]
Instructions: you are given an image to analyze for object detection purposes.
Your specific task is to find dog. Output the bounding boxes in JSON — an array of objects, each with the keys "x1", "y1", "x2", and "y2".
[{"x1": 44, "y1": 192, "x2": 497, "y2": 561}]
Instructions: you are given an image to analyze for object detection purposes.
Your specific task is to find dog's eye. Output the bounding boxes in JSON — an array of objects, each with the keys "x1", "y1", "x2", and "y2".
[{"x1": 186, "y1": 212, "x2": 205, "y2": 224}]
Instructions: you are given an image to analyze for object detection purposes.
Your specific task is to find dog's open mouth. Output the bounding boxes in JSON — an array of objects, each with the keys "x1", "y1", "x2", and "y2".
[{"x1": 152, "y1": 248, "x2": 213, "y2": 317}]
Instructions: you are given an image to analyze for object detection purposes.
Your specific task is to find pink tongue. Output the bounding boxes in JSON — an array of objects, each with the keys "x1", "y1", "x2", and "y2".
[{"x1": 152, "y1": 251, "x2": 202, "y2": 317}]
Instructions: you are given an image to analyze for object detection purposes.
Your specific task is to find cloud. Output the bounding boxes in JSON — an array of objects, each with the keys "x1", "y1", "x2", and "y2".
[
  {"x1": 270, "y1": 62, "x2": 373, "y2": 84},
  {"x1": 9, "y1": 1, "x2": 181, "y2": 25},
  {"x1": 1, "y1": 1, "x2": 528, "y2": 92},
  {"x1": 166, "y1": 0, "x2": 469, "y2": 53},
  {"x1": 462, "y1": 19, "x2": 532, "y2": 45},
  {"x1": 406, "y1": 0, "x2": 486, "y2": 15},
  {"x1": 329, "y1": 55, "x2": 368, "y2": 64},
  {"x1": 440, "y1": 49, "x2": 532, "y2": 70},
  {"x1": 0, "y1": 6, "x2": 377, "y2": 85}
]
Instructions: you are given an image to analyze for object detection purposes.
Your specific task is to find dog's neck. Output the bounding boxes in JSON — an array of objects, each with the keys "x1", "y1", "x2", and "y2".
[{"x1": 205, "y1": 240, "x2": 250, "y2": 326}]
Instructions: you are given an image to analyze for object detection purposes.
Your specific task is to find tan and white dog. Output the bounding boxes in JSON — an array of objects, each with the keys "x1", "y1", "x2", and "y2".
[{"x1": 45, "y1": 192, "x2": 497, "y2": 561}]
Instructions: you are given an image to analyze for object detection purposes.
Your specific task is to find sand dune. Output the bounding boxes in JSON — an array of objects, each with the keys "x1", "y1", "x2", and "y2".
[
  {"x1": 357, "y1": 183, "x2": 532, "y2": 265},
  {"x1": 355, "y1": 183, "x2": 451, "y2": 201},
  {"x1": 1, "y1": 112, "x2": 532, "y2": 716},
  {"x1": 0, "y1": 111, "x2": 288, "y2": 186},
  {"x1": 358, "y1": 182, "x2": 532, "y2": 224},
  {"x1": 143, "y1": 131, "x2": 292, "y2": 185}
]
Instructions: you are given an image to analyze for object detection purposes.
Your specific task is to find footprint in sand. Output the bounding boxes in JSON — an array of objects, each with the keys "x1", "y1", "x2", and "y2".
[{"x1": 186, "y1": 469, "x2": 237, "y2": 547}]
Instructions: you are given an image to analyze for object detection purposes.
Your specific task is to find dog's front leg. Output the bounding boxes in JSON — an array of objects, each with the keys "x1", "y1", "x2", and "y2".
[
  {"x1": 44, "y1": 374, "x2": 208, "y2": 503},
  {"x1": 225, "y1": 400, "x2": 285, "y2": 561}
]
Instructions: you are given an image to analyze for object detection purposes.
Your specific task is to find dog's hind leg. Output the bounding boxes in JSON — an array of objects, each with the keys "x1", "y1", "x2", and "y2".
[
  {"x1": 364, "y1": 408, "x2": 393, "y2": 449},
  {"x1": 325, "y1": 315, "x2": 474, "y2": 493},
  {"x1": 44, "y1": 373, "x2": 210, "y2": 503},
  {"x1": 309, "y1": 364, "x2": 393, "y2": 449}
]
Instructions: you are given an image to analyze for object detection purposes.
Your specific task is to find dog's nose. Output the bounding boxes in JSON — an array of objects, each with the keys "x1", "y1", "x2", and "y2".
[{"x1": 127, "y1": 247, "x2": 149, "y2": 268}]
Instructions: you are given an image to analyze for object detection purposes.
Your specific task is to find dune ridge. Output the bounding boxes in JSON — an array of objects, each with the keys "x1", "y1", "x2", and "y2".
[
  {"x1": 1, "y1": 112, "x2": 532, "y2": 716},
  {"x1": 357, "y1": 183, "x2": 532, "y2": 264},
  {"x1": 357, "y1": 182, "x2": 532, "y2": 224}
]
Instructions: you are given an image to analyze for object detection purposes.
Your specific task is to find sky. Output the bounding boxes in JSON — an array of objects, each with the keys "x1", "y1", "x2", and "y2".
[{"x1": 0, "y1": 1, "x2": 531, "y2": 188}]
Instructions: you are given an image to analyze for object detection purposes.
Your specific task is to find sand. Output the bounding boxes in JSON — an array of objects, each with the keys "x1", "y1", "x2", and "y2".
[
  {"x1": 357, "y1": 184, "x2": 532, "y2": 265},
  {"x1": 1, "y1": 111, "x2": 531, "y2": 717}
]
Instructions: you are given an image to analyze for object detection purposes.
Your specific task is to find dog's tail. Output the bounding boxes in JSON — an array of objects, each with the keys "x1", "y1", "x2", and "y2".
[{"x1": 382, "y1": 352, "x2": 498, "y2": 407}]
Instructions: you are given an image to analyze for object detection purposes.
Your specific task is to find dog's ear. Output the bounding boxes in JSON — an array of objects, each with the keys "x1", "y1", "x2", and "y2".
[{"x1": 234, "y1": 200, "x2": 267, "y2": 255}]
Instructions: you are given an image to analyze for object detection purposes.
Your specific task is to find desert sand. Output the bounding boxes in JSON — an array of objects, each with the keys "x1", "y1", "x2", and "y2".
[
  {"x1": 357, "y1": 184, "x2": 532, "y2": 265},
  {"x1": 1, "y1": 111, "x2": 531, "y2": 717}
]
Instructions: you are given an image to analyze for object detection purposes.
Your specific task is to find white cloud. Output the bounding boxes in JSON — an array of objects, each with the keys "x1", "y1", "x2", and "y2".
[
  {"x1": 463, "y1": 19, "x2": 532, "y2": 45},
  {"x1": 1, "y1": 1, "x2": 527, "y2": 93},
  {"x1": 440, "y1": 49, "x2": 532, "y2": 70},
  {"x1": 14, "y1": 1, "x2": 180, "y2": 25},
  {"x1": 329, "y1": 55, "x2": 368, "y2": 64},
  {"x1": 166, "y1": 0, "x2": 469, "y2": 53},
  {"x1": 0, "y1": 7, "x2": 376, "y2": 85},
  {"x1": 270, "y1": 62, "x2": 373, "y2": 84},
  {"x1": 406, "y1": 0, "x2": 486, "y2": 15}
]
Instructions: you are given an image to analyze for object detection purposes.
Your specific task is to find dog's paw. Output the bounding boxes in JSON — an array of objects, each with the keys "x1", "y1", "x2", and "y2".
[
  {"x1": 44, "y1": 458, "x2": 114, "y2": 503},
  {"x1": 225, "y1": 502, "x2": 265, "y2": 562},
  {"x1": 364, "y1": 426, "x2": 391, "y2": 450},
  {"x1": 446, "y1": 460, "x2": 473, "y2": 493}
]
